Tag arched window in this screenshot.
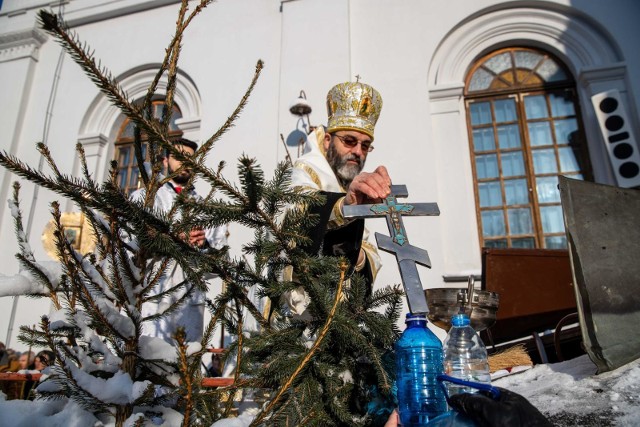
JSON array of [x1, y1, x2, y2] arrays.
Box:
[[114, 100, 183, 195], [465, 47, 592, 249]]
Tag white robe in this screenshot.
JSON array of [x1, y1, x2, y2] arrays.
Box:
[[131, 182, 228, 343], [285, 127, 382, 316]]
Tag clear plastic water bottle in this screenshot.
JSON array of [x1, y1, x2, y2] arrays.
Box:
[[442, 313, 491, 396], [395, 312, 448, 426]]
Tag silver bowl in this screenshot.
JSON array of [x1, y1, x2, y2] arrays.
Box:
[[425, 278, 499, 332]]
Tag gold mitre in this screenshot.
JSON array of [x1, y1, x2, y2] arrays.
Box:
[[326, 81, 383, 140]]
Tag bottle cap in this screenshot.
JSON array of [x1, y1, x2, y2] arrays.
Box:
[[406, 312, 427, 321], [451, 313, 471, 327]]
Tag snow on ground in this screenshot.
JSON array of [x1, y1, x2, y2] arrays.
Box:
[[495, 354, 640, 426], [1, 354, 639, 426]]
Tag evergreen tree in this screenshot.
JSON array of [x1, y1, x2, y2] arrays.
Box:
[[0, 2, 403, 426]]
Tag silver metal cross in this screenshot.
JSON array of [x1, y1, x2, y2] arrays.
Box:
[[343, 185, 440, 314]]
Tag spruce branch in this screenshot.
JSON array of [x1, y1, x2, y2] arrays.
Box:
[[198, 59, 264, 156], [250, 262, 349, 426], [37, 10, 169, 148], [142, 0, 187, 112], [142, 0, 212, 113], [10, 182, 36, 263], [174, 328, 196, 427], [184, 0, 216, 30]]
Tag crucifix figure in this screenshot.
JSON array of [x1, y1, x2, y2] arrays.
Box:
[[343, 185, 439, 314]]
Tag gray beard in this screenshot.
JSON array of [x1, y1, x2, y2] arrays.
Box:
[[326, 142, 364, 189]]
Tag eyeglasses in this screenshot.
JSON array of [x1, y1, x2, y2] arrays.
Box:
[[332, 134, 374, 152]]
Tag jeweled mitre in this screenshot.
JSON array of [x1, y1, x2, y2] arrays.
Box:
[[326, 81, 383, 140]]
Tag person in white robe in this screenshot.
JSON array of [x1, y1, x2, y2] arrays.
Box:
[[284, 81, 391, 316], [130, 138, 228, 343]]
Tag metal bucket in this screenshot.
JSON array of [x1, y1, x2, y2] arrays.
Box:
[[425, 277, 499, 332]]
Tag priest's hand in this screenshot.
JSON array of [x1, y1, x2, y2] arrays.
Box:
[[345, 165, 391, 205], [188, 228, 207, 248]]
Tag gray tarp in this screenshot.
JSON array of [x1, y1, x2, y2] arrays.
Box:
[[559, 176, 640, 373]]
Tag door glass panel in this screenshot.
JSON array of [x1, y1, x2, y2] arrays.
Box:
[[473, 128, 495, 151], [514, 51, 543, 69], [476, 154, 499, 179], [559, 147, 581, 173], [554, 118, 578, 145], [541, 205, 565, 233], [481, 211, 505, 236], [507, 208, 533, 234], [528, 122, 552, 146], [550, 93, 575, 117], [512, 238, 535, 248], [154, 103, 163, 118], [118, 147, 131, 166], [129, 168, 139, 188], [532, 149, 558, 174], [535, 176, 560, 203], [501, 152, 525, 176], [545, 236, 567, 249], [497, 124, 521, 149], [466, 48, 588, 250], [121, 122, 135, 139], [118, 171, 127, 189], [470, 102, 492, 125], [495, 99, 517, 122], [115, 100, 182, 196], [469, 69, 494, 92], [524, 95, 549, 119], [538, 59, 567, 82], [169, 110, 182, 131], [478, 181, 502, 207], [484, 53, 512, 74], [504, 179, 529, 205], [485, 239, 508, 248]]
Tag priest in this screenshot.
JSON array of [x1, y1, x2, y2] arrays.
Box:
[[284, 81, 392, 316]]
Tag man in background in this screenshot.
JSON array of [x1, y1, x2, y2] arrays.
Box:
[[131, 138, 228, 343]]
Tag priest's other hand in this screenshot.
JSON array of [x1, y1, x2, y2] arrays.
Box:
[[383, 410, 399, 427], [188, 228, 207, 248], [345, 165, 391, 205], [449, 387, 553, 427]]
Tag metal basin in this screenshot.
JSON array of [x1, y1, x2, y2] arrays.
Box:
[[426, 281, 499, 332]]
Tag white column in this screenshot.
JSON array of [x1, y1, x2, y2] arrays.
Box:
[[428, 84, 482, 282], [0, 29, 50, 346], [0, 29, 47, 236]]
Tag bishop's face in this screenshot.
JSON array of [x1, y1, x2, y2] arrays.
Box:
[[323, 130, 372, 188], [165, 144, 195, 185]]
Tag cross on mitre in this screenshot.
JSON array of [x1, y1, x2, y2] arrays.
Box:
[[343, 185, 440, 314]]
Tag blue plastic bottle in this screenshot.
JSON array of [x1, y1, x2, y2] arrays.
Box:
[[395, 312, 448, 426], [442, 314, 491, 396]]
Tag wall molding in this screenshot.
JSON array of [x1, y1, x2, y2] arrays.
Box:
[[0, 28, 47, 63], [429, 5, 622, 88], [77, 65, 202, 179]]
